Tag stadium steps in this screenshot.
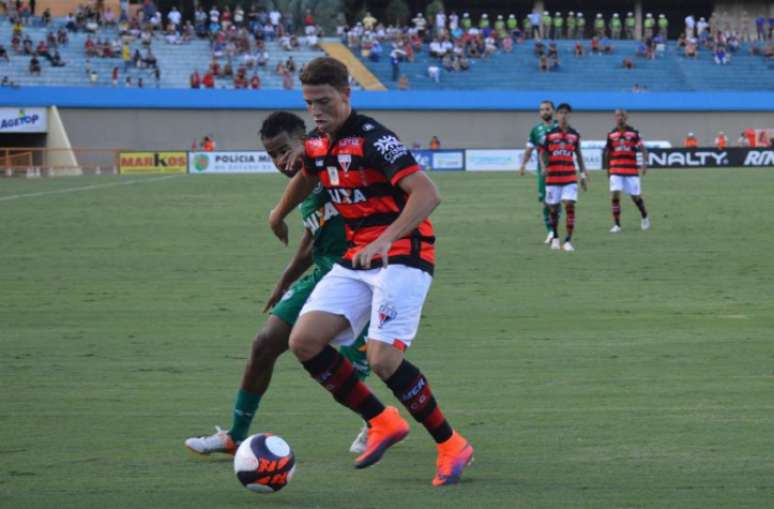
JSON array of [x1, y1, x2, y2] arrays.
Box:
[[320, 41, 386, 91]]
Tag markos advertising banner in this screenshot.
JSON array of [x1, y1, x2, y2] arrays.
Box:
[[189, 151, 276, 174], [0, 107, 47, 133], [118, 151, 188, 174]]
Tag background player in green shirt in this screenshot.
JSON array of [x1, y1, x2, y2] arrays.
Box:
[[519, 100, 560, 244], [185, 111, 371, 456]]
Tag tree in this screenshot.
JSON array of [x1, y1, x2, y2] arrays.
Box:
[[383, 0, 409, 26], [425, 0, 444, 22]]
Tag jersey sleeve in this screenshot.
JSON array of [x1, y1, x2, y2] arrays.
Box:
[[526, 127, 538, 148], [364, 126, 420, 186]]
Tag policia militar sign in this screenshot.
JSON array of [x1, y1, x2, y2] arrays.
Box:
[[646, 148, 774, 168]]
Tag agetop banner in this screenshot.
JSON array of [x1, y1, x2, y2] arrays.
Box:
[[0, 107, 47, 133], [412, 150, 465, 172], [189, 151, 276, 174], [647, 148, 774, 168]]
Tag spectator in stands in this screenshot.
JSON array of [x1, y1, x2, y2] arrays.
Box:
[[714, 45, 729, 64], [737, 131, 750, 147], [203, 70, 214, 88], [685, 14, 696, 38], [50, 49, 64, 67], [167, 6, 181, 31], [285, 56, 296, 73], [28, 54, 40, 75], [111, 66, 119, 86], [389, 47, 403, 81], [202, 136, 216, 151], [623, 57, 634, 69], [575, 41, 584, 57], [441, 53, 453, 71], [281, 66, 293, 89], [600, 37, 613, 54], [0, 45, 8, 63], [428, 63, 440, 83], [538, 53, 549, 71], [685, 38, 698, 58], [715, 131, 728, 149], [684, 132, 699, 148], [398, 74, 409, 90], [250, 73, 260, 89], [755, 15, 765, 41], [764, 42, 774, 60], [190, 70, 201, 88], [591, 36, 600, 54], [430, 136, 441, 150]]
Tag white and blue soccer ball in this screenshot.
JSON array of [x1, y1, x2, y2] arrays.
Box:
[[234, 433, 296, 494]]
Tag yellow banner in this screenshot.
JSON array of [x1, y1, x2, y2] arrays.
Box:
[[119, 152, 188, 174]]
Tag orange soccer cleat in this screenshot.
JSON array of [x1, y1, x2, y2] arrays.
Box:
[[432, 431, 474, 487], [353, 406, 410, 469]]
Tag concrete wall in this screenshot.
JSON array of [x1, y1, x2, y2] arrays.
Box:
[[58, 109, 774, 162]]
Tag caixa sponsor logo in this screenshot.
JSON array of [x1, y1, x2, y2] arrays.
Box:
[[743, 150, 774, 166], [648, 151, 729, 167]]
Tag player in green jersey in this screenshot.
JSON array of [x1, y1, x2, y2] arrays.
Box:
[[185, 112, 371, 456], [519, 100, 560, 244]]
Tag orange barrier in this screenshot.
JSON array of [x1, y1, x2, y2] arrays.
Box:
[[1, 147, 122, 177]]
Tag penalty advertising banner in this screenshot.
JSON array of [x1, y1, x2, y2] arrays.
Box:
[[647, 148, 774, 168], [189, 151, 276, 174]]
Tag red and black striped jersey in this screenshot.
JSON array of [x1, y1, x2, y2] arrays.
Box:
[[541, 126, 581, 185], [302, 111, 435, 274], [606, 126, 642, 176]]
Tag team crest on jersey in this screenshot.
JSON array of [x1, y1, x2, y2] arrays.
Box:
[[377, 304, 397, 328], [327, 166, 340, 186], [337, 154, 352, 172], [315, 159, 324, 167]]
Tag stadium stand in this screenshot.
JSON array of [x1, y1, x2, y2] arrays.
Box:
[[357, 39, 774, 92], [0, 19, 324, 89]]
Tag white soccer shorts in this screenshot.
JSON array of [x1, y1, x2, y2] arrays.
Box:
[[299, 263, 433, 350], [545, 183, 578, 205], [609, 175, 641, 196]]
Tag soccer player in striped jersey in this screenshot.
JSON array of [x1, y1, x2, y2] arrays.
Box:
[[269, 57, 472, 487], [185, 112, 372, 457], [540, 103, 589, 252], [518, 100, 559, 244], [603, 109, 650, 232]]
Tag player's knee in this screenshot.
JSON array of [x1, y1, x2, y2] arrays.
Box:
[[288, 331, 317, 361], [250, 329, 288, 363]]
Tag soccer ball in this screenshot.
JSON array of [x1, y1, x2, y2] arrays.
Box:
[[233, 433, 296, 494]]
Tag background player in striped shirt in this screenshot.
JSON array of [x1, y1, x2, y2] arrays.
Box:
[[519, 100, 559, 244], [540, 103, 589, 252], [603, 109, 651, 232]]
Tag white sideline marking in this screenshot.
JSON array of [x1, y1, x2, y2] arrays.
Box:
[[0, 175, 180, 202]]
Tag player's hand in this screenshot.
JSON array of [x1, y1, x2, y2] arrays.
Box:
[[518, 166, 526, 177], [278, 146, 305, 177], [580, 173, 589, 191], [352, 237, 391, 269], [268, 208, 289, 246], [262, 283, 287, 313], [641, 165, 648, 176]]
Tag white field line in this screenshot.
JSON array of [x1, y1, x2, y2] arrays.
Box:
[[0, 175, 181, 202]]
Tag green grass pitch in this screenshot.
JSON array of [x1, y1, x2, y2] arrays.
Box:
[[1, 169, 772, 508]]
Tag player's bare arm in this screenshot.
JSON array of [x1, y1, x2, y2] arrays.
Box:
[[576, 145, 590, 189], [602, 147, 610, 178], [352, 172, 441, 269], [269, 171, 319, 245], [640, 143, 649, 175], [263, 229, 314, 313], [519, 146, 533, 176]]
